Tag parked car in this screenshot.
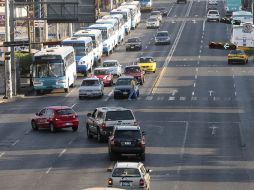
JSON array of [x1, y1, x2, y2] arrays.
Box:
[[146, 17, 160, 29], [102, 60, 123, 77], [93, 67, 114, 86], [86, 107, 138, 142], [123, 65, 145, 85], [114, 76, 140, 99], [126, 38, 142, 51], [31, 106, 79, 132], [79, 77, 104, 99], [136, 57, 157, 73], [108, 162, 152, 190], [155, 31, 171, 45], [157, 7, 168, 17], [150, 11, 162, 22], [228, 49, 248, 64], [207, 9, 220, 22], [108, 125, 146, 161]]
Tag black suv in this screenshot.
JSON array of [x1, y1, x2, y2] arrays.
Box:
[[108, 125, 146, 161], [126, 37, 142, 51]]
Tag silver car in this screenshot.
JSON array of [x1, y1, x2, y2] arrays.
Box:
[[79, 77, 104, 99], [102, 60, 123, 77], [108, 162, 152, 190]]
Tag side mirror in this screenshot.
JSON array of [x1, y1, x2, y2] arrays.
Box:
[[87, 113, 92, 117], [35, 112, 39, 116], [146, 169, 152, 173]]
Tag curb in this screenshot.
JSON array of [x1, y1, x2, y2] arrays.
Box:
[[0, 94, 25, 104]]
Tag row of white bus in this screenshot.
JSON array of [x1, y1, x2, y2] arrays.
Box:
[[32, 1, 142, 94]]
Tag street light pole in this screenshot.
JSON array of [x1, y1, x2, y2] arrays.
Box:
[[4, 0, 13, 99]]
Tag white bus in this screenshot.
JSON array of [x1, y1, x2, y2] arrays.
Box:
[[121, 1, 141, 25], [62, 37, 94, 76], [88, 24, 116, 56], [119, 4, 141, 29], [96, 18, 119, 46], [110, 8, 132, 35], [102, 14, 125, 44], [32, 46, 76, 94], [232, 11, 253, 24], [73, 29, 103, 64]]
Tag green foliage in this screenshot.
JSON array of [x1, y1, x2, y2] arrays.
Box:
[[15, 52, 33, 75], [244, 49, 254, 56]]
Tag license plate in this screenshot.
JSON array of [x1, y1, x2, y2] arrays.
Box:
[[122, 141, 131, 145], [122, 182, 130, 186], [131, 46, 134, 48], [65, 122, 72, 126], [123, 92, 128, 95]]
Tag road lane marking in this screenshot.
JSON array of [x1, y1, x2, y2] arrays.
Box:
[[46, 167, 52, 174], [168, 96, 175, 101], [12, 140, 20, 146], [105, 90, 113, 101], [209, 126, 218, 135], [58, 149, 66, 158], [0, 152, 5, 158], [179, 97, 186, 101], [71, 103, 77, 108], [192, 91, 195, 96], [145, 96, 153, 100]]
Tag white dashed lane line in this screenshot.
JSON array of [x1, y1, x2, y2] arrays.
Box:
[[0, 152, 5, 158]]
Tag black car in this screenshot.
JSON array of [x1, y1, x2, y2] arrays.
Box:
[[113, 75, 140, 99], [108, 125, 146, 161], [157, 7, 168, 17], [126, 37, 142, 51]]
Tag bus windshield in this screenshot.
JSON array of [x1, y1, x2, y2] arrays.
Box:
[[33, 61, 64, 78], [62, 42, 87, 56]]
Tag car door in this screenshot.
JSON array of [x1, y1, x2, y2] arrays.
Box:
[[89, 109, 98, 133], [36, 108, 47, 128], [45, 109, 54, 127]]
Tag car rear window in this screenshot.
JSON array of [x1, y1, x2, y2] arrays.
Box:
[[209, 11, 218, 14], [105, 110, 134, 121], [103, 62, 117, 67], [139, 57, 154, 63], [114, 130, 141, 139], [148, 18, 157, 22], [125, 67, 141, 73], [128, 38, 140, 43], [56, 109, 75, 115], [157, 32, 168, 37], [112, 168, 141, 177], [94, 69, 109, 75], [81, 80, 100, 86], [115, 78, 132, 86]]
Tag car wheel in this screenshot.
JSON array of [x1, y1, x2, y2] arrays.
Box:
[[87, 126, 93, 139], [72, 127, 78, 132], [140, 153, 145, 161], [246, 59, 248, 64], [49, 123, 56, 133], [153, 70, 156, 73], [31, 120, 38, 131]]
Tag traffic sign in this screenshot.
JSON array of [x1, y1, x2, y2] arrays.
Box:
[[3, 41, 29, 47]]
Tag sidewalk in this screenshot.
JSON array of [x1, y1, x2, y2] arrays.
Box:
[[0, 86, 33, 104]]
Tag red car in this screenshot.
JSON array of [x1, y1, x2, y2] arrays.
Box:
[[123, 65, 145, 85], [93, 67, 114, 86], [31, 106, 79, 132]]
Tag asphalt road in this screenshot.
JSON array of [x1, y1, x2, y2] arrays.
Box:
[[1, 0, 254, 189]]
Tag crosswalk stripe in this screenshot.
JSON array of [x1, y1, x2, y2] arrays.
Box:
[[191, 96, 197, 101], [157, 96, 164, 101], [169, 96, 175, 101], [179, 97, 186, 101], [145, 96, 153, 101]]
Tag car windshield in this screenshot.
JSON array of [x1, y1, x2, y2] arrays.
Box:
[[114, 130, 141, 139], [56, 109, 75, 115], [103, 62, 117, 67], [105, 110, 134, 121], [139, 57, 154, 63], [157, 32, 168, 37], [81, 80, 100, 86], [148, 18, 157, 22], [116, 78, 132, 86], [112, 168, 141, 177], [125, 67, 141, 73], [209, 11, 218, 14], [94, 69, 109, 75], [128, 38, 140, 43]]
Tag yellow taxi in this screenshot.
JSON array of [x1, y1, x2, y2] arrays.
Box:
[[228, 49, 248, 64], [136, 56, 157, 73]]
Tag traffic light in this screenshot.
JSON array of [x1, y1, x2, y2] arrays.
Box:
[[4, 51, 11, 61]]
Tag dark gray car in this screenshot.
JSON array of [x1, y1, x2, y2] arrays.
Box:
[[155, 31, 171, 45], [126, 38, 142, 51]]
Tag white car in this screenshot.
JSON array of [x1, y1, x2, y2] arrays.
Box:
[[207, 10, 220, 22], [102, 60, 122, 77], [79, 77, 104, 99], [150, 11, 162, 22], [146, 17, 160, 29], [108, 162, 152, 190], [208, 0, 218, 5]]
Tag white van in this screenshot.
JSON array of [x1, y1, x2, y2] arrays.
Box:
[[110, 8, 131, 35], [119, 4, 141, 29]]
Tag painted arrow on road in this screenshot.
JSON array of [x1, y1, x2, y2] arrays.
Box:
[[224, 43, 230, 49]]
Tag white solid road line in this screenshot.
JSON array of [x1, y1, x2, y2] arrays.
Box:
[[0, 152, 5, 158], [58, 149, 66, 158], [12, 139, 20, 146], [71, 103, 77, 108], [46, 167, 52, 174]]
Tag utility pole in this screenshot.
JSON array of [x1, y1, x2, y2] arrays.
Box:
[[10, 0, 16, 96], [4, 0, 13, 99]]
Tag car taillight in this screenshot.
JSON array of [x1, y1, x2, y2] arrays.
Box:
[[101, 123, 107, 128], [134, 121, 138, 126], [108, 178, 113, 186], [139, 178, 144, 187], [73, 115, 78, 119]]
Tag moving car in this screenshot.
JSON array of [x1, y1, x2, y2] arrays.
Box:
[[86, 107, 138, 142], [125, 38, 142, 51], [79, 77, 104, 99], [155, 31, 171, 45], [136, 57, 157, 73], [93, 67, 114, 86], [207, 9, 220, 22], [123, 65, 145, 85], [228, 49, 248, 64], [146, 17, 160, 29], [108, 125, 146, 161], [108, 162, 151, 190], [157, 7, 168, 17], [102, 60, 122, 77], [114, 76, 140, 99], [150, 11, 162, 22], [31, 106, 79, 132]]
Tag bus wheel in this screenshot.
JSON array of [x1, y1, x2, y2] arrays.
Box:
[[64, 87, 69, 93], [106, 52, 109, 56]]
